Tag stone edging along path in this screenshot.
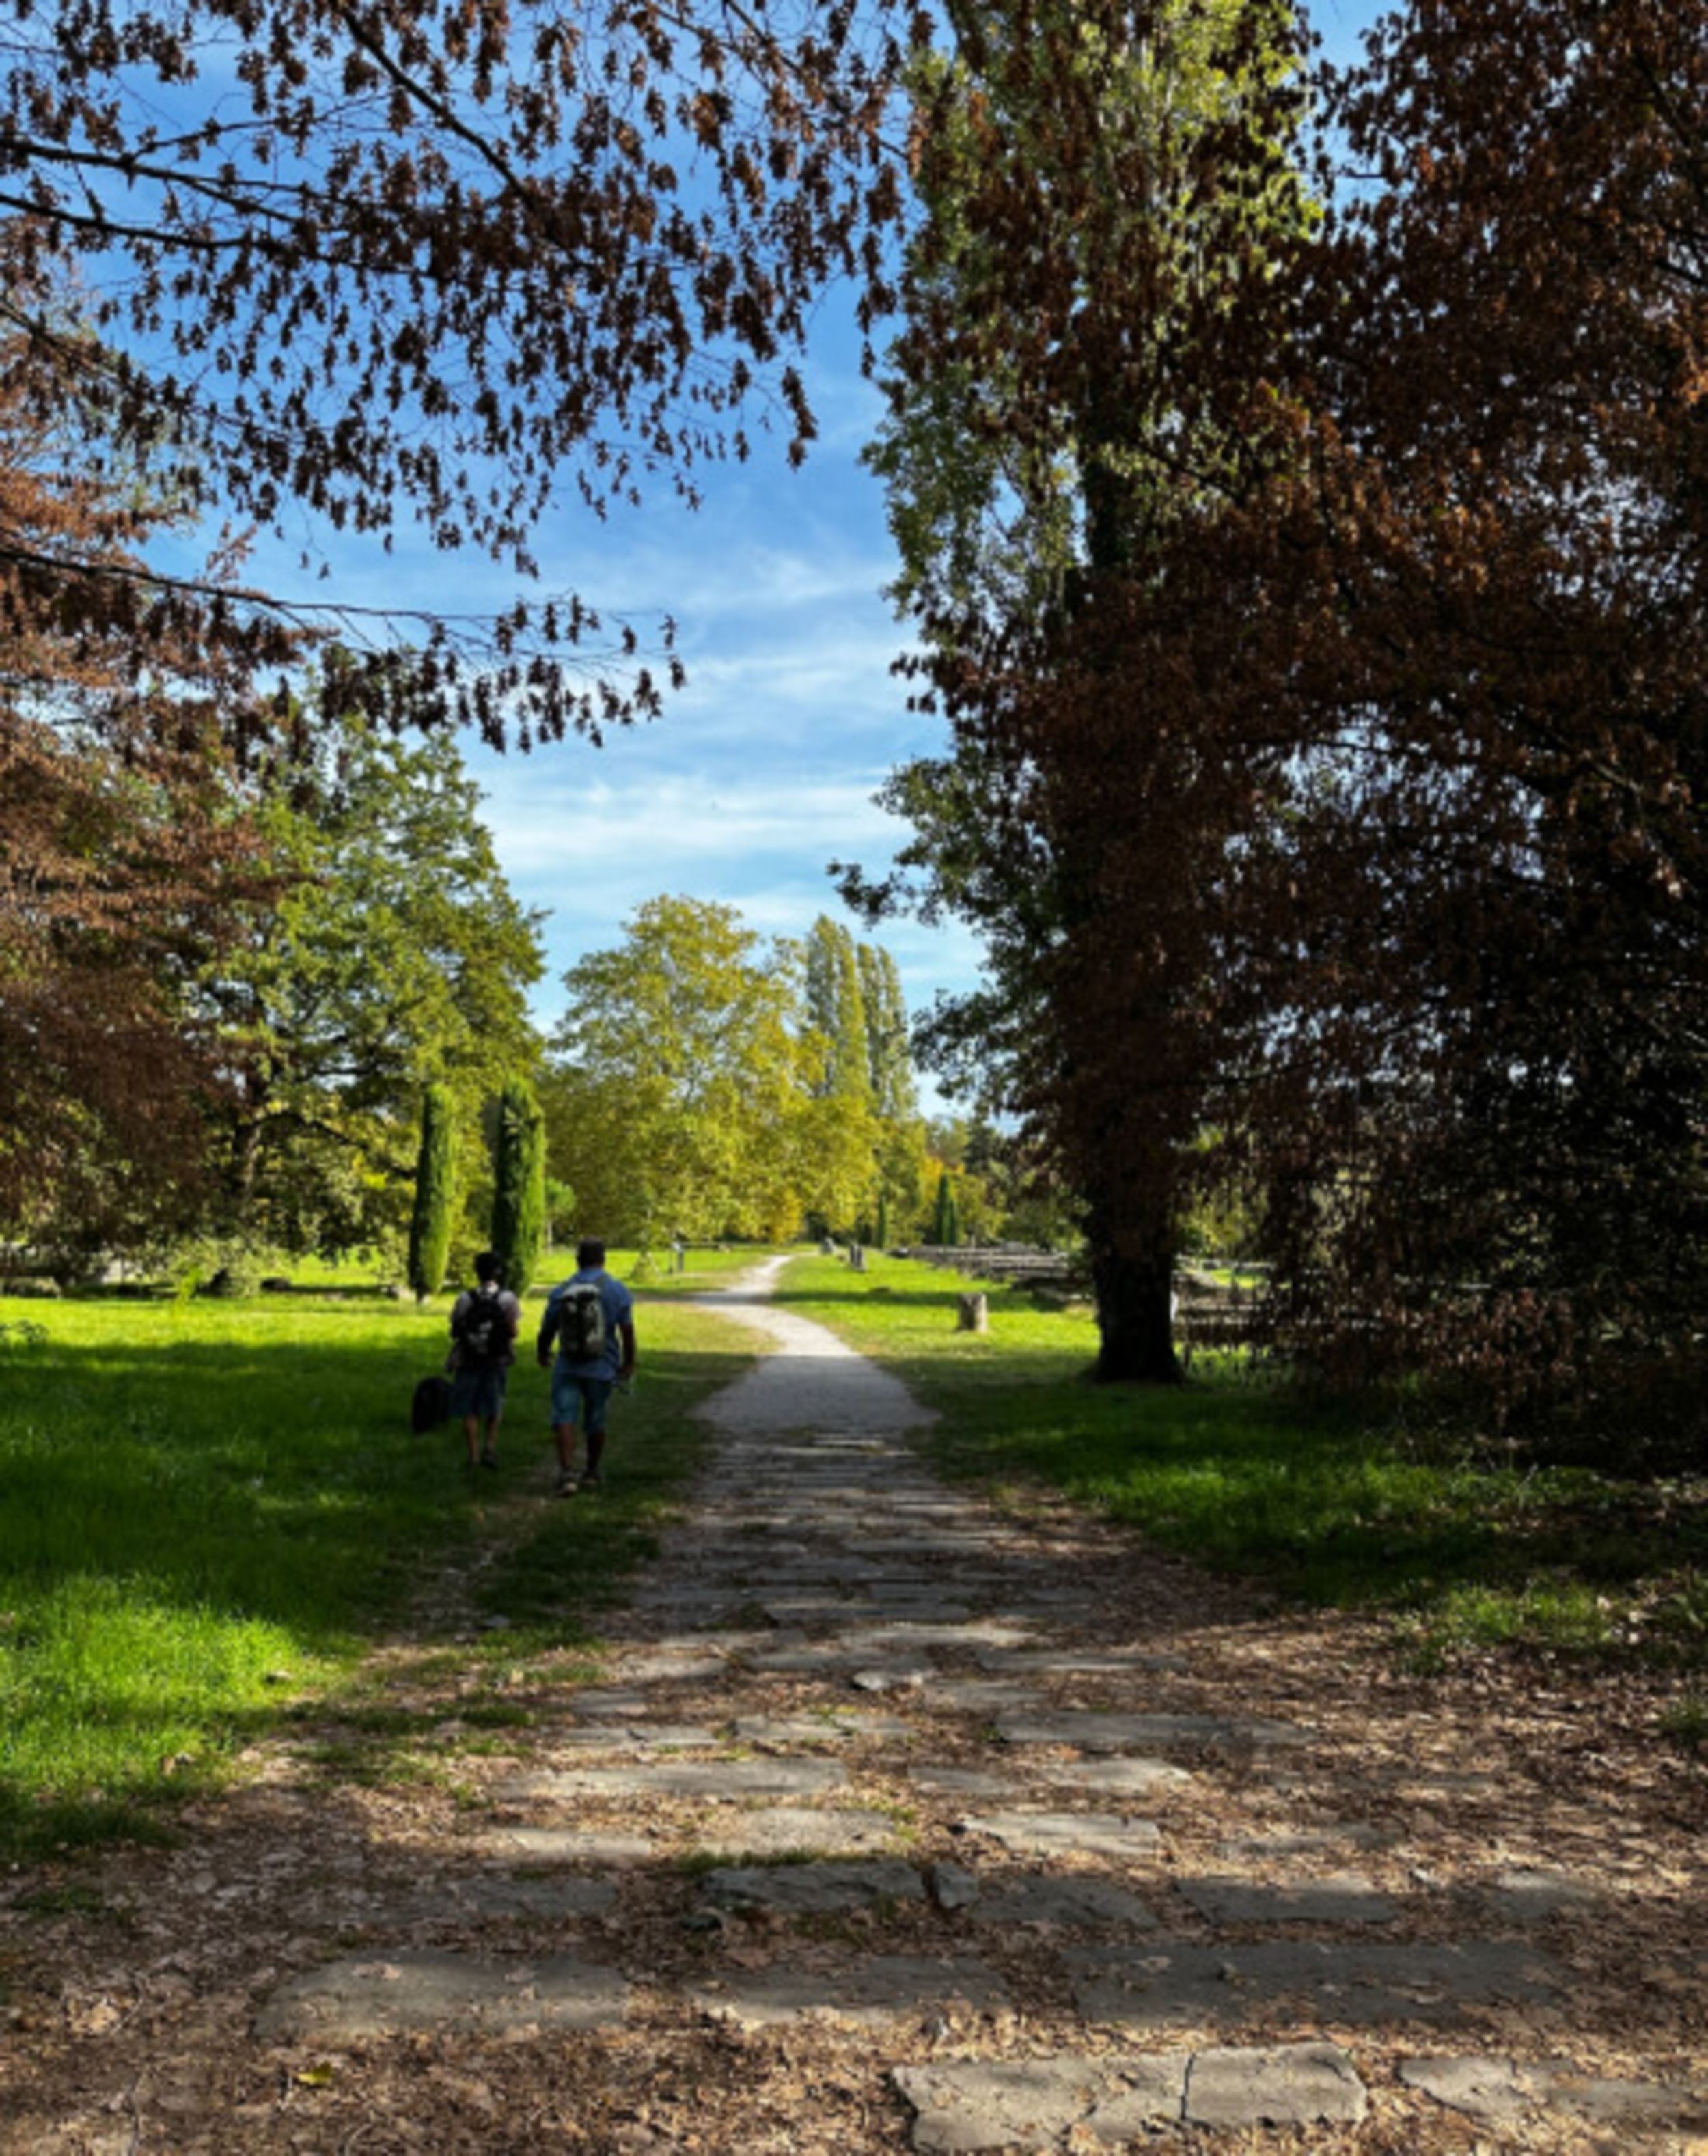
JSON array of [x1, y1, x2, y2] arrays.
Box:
[[3, 1258, 1705, 2153]]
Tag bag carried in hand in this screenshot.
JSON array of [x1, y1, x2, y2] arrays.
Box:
[[454, 1286, 511, 1366], [554, 1282, 608, 1364], [411, 1374, 452, 1433]]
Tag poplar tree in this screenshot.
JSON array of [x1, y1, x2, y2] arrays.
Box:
[[407, 1085, 458, 1301], [803, 917, 874, 1103], [490, 1080, 547, 1297], [858, 943, 918, 1124], [853, 0, 1311, 1381], [933, 1171, 960, 1248]]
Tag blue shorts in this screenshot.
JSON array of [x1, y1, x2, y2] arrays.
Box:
[[550, 1368, 614, 1434], [449, 1364, 507, 1420]]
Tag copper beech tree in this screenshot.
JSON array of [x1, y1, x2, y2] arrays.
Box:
[[0, 0, 926, 741], [862, 0, 1707, 1435], [1236, 0, 1708, 1441], [0, 239, 288, 1251]]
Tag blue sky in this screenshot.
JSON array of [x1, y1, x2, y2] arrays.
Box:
[[251, 0, 1388, 1086]]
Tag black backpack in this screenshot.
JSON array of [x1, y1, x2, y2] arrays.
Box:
[[411, 1374, 452, 1433], [554, 1281, 608, 1364], [454, 1286, 510, 1366]]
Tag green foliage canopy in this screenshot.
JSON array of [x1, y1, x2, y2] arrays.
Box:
[[204, 702, 545, 1259]]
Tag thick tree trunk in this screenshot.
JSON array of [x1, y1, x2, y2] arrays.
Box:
[[1090, 1243, 1181, 1383], [1086, 1187, 1182, 1384]]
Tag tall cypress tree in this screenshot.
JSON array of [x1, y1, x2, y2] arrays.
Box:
[[933, 1169, 959, 1248], [407, 1083, 458, 1301], [876, 1188, 891, 1250], [491, 1079, 547, 1296]]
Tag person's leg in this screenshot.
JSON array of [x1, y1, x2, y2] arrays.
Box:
[[463, 1411, 481, 1465], [580, 1379, 614, 1484], [480, 1373, 505, 1465], [549, 1366, 581, 1490]]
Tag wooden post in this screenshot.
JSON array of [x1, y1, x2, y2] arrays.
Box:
[[956, 1292, 989, 1333]]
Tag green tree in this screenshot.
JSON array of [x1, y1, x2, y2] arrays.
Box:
[[490, 1079, 547, 1297], [407, 1084, 459, 1301], [545, 897, 806, 1249], [204, 702, 545, 1258]]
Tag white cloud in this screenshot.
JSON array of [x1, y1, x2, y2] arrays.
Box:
[[478, 767, 903, 881]]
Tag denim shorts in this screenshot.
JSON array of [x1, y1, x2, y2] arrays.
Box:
[[549, 1368, 614, 1433], [449, 1365, 507, 1420]]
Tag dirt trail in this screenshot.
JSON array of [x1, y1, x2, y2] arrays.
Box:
[[1, 1264, 1704, 2153]]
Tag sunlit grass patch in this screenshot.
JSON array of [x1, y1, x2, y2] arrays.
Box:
[[0, 1290, 760, 1860]]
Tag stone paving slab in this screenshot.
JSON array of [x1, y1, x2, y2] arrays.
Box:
[[763, 1596, 864, 1625], [742, 1644, 877, 1676], [692, 1806, 902, 1857], [909, 1766, 1019, 1801], [393, 1875, 619, 1922], [1186, 2043, 1369, 2127], [959, 1810, 1165, 1862], [998, 1711, 1310, 1753], [1034, 1757, 1196, 1797], [1175, 1872, 1401, 1926], [855, 1594, 978, 1621], [974, 1648, 1192, 1678], [1480, 1868, 1600, 1922], [473, 1827, 659, 1866], [605, 1651, 730, 1685], [892, 2056, 1184, 2150], [917, 1679, 1049, 1716], [255, 1949, 630, 2041], [891, 2043, 1368, 2149], [571, 1688, 654, 1717], [733, 1712, 913, 1744], [690, 1952, 1008, 2028], [499, 1758, 848, 1801], [702, 1859, 925, 1913], [572, 1723, 724, 1751], [1399, 2055, 1708, 2127], [1068, 1937, 1560, 2030], [1216, 1825, 1394, 1859], [836, 1622, 1038, 1655], [965, 1875, 1161, 1931], [849, 1664, 933, 1693], [627, 1590, 760, 1625]]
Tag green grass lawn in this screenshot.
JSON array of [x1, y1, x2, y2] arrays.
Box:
[[776, 1252, 1708, 1702], [0, 1283, 759, 1861]]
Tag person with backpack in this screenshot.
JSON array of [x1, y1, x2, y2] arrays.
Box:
[[447, 1251, 523, 1470], [536, 1236, 636, 1495]]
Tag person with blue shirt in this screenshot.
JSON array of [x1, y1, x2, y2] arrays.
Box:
[[536, 1236, 637, 1495]]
